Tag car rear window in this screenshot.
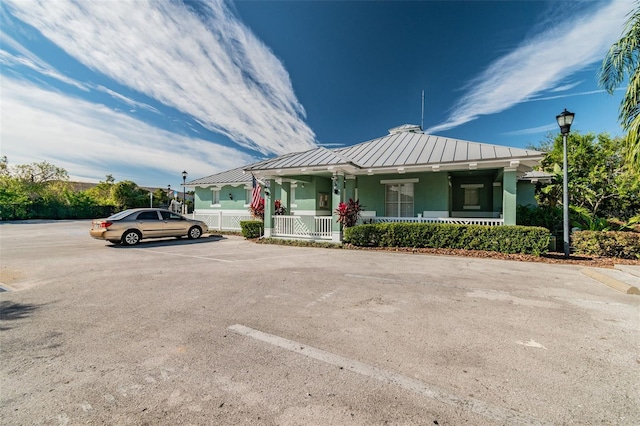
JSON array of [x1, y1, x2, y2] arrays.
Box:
[[136, 211, 160, 220], [107, 210, 133, 220]]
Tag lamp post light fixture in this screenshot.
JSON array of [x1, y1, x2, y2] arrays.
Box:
[[181, 171, 188, 214], [556, 108, 575, 258], [167, 184, 171, 200]]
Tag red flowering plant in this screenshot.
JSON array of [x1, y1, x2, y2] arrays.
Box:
[[249, 199, 287, 220], [249, 198, 265, 220], [335, 198, 363, 228], [274, 199, 287, 215]]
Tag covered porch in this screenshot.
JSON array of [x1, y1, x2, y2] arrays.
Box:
[[216, 125, 545, 241], [255, 166, 524, 242], [270, 214, 504, 241], [190, 211, 505, 238]]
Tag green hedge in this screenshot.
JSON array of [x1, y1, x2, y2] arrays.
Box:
[[240, 220, 264, 239], [343, 223, 550, 256], [1, 203, 114, 220], [572, 231, 640, 259]]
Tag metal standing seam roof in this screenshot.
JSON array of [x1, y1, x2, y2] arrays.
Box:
[[245, 132, 544, 172], [186, 166, 252, 186]]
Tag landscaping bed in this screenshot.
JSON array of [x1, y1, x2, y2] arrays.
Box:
[[342, 244, 639, 268]]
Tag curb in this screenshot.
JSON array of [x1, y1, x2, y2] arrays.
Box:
[[615, 264, 640, 278], [581, 269, 640, 295]]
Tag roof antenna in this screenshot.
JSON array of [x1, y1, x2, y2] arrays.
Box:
[[421, 89, 425, 131]]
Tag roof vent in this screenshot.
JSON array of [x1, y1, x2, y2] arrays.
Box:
[[389, 124, 422, 135]]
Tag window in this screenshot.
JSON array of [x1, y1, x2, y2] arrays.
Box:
[[212, 189, 220, 206], [136, 211, 160, 220], [385, 183, 414, 217], [245, 188, 252, 206], [461, 184, 483, 209], [161, 211, 184, 220], [318, 192, 329, 209], [291, 186, 296, 206]]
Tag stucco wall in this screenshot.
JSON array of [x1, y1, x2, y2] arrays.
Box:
[[194, 186, 213, 209], [356, 172, 449, 217], [192, 172, 540, 216], [516, 181, 537, 207]]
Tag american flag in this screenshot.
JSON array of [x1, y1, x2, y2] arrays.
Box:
[[251, 175, 262, 209]]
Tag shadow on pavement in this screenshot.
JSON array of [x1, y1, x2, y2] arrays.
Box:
[[106, 234, 226, 249], [0, 301, 39, 330]]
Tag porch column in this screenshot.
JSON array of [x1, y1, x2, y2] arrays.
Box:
[[263, 178, 275, 237], [280, 181, 291, 213], [331, 174, 344, 242], [502, 169, 517, 225], [345, 176, 356, 202]]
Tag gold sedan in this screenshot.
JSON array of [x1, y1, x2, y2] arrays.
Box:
[[90, 208, 208, 245]]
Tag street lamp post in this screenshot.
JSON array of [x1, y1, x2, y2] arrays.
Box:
[[181, 171, 188, 214], [556, 109, 575, 258]]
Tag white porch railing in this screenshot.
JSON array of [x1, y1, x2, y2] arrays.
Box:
[[367, 217, 505, 226], [194, 212, 503, 239], [192, 212, 254, 231], [272, 215, 333, 240]]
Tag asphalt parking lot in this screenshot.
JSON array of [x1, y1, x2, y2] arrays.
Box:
[[1, 220, 639, 425]]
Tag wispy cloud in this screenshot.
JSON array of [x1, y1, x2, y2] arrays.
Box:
[[550, 81, 583, 93], [3, 0, 316, 155], [426, 0, 629, 134], [502, 124, 558, 137], [0, 77, 256, 186], [0, 45, 89, 91], [93, 85, 161, 115], [523, 87, 626, 103]]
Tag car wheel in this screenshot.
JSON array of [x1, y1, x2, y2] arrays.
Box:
[[188, 226, 202, 239], [122, 230, 141, 246]]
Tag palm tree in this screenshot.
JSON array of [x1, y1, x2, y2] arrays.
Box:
[[599, 3, 640, 171]]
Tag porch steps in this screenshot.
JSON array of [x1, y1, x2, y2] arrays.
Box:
[[581, 266, 640, 295]]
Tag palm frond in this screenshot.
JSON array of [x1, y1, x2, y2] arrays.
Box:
[[598, 1, 640, 171]]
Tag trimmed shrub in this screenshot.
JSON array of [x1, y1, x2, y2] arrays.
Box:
[[342, 224, 381, 247], [240, 220, 263, 239], [255, 238, 342, 249], [517, 205, 562, 233], [572, 231, 640, 259], [344, 223, 550, 256]]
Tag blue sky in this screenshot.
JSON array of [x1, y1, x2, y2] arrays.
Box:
[[0, 0, 630, 189]]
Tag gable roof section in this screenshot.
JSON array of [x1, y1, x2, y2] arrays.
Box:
[[340, 133, 541, 167], [245, 132, 544, 172], [187, 166, 252, 186]]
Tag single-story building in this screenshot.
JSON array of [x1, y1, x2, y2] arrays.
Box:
[[187, 125, 547, 242]]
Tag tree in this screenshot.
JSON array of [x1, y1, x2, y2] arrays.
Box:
[[12, 161, 68, 184], [599, 3, 640, 171], [111, 181, 149, 210], [84, 175, 116, 206], [0, 156, 8, 177], [152, 188, 169, 207], [536, 132, 640, 220], [0, 158, 70, 204]]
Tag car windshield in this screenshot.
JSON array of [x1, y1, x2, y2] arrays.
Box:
[[107, 210, 134, 220]]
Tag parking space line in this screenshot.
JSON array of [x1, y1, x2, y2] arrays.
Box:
[[133, 248, 234, 263], [228, 324, 543, 425]]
